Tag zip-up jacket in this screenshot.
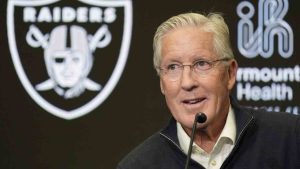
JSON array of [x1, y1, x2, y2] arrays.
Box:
[[117, 100, 300, 169]]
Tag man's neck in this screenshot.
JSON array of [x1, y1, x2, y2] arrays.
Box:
[[183, 110, 228, 153]]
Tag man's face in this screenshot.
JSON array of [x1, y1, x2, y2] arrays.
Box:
[[159, 26, 237, 130]]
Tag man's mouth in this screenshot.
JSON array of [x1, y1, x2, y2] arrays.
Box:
[[182, 97, 206, 105]]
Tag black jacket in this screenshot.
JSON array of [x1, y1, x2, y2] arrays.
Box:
[[117, 101, 300, 169]]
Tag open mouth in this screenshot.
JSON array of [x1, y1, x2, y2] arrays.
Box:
[[182, 97, 206, 105]]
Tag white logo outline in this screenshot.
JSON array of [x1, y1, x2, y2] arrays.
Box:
[[7, 0, 132, 120]]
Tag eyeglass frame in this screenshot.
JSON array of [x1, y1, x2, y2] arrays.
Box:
[[156, 57, 232, 81]]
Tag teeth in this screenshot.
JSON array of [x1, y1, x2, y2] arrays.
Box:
[[189, 100, 198, 104], [184, 98, 200, 104]]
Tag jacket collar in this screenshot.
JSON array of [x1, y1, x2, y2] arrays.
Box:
[[159, 96, 255, 147]]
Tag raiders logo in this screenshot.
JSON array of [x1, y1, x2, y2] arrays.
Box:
[[7, 0, 132, 119]]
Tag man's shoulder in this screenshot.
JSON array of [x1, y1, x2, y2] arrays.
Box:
[[241, 105, 300, 130], [126, 132, 164, 156], [117, 132, 167, 169]]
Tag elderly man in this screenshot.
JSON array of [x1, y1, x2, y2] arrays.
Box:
[[117, 12, 300, 169]]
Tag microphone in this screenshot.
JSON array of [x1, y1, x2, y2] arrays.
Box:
[[184, 113, 207, 169]]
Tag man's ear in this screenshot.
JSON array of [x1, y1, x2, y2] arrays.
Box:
[[227, 59, 238, 90], [160, 79, 165, 95]]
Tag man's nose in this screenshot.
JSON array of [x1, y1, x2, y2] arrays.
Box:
[[180, 66, 198, 91]]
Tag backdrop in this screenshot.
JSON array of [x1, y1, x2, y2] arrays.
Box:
[[0, 0, 299, 168]]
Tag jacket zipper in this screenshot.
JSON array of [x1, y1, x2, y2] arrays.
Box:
[[160, 132, 184, 153], [159, 132, 206, 169], [220, 114, 254, 169], [160, 114, 254, 169]]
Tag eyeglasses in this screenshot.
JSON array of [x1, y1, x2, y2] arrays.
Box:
[[157, 58, 231, 81]]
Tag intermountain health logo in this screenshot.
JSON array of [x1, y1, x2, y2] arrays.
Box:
[[237, 0, 293, 58], [235, 0, 299, 115], [7, 0, 132, 119]]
